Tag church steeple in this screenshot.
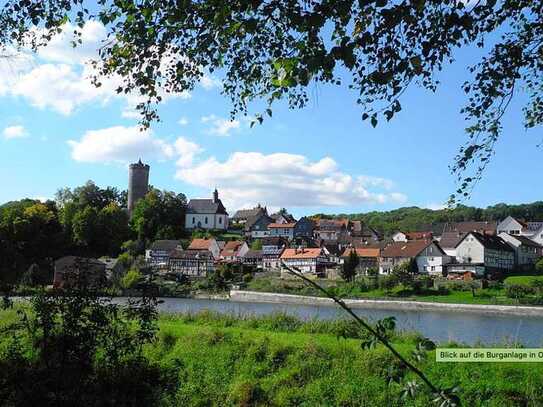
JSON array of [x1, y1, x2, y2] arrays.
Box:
[[213, 188, 219, 203]]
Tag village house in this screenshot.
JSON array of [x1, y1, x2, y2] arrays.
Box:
[[451, 231, 515, 278], [185, 189, 229, 230], [268, 222, 296, 240], [231, 204, 267, 225], [188, 238, 222, 260], [169, 249, 214, 277], [241, 249, 264, 269], [98, 257, 125, 281], [53, 256, 107, 289], [280, 247, 330, 276], [443, 220, 497, 236], [341, 247, 380, 275], [293, 216, 315, 239], [261, 237, 287, 269], [220, 240, 249, 262], [350, 220, 381, 242], [498, 232, 542, 270], [145, 240, 183, 269], [314, 219, 349, 241], [245, 213, 273, 238], [497, 216, 543, 246], [379, 240, 449, 276], [270, 211, 296, 224], [438, 232, 463, 258]]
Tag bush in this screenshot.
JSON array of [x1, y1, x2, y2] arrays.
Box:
[[121, 269, 143, 289], [505, 284, 535, 299], [536, 257, 543, 273], [379, 275, 399, 291]]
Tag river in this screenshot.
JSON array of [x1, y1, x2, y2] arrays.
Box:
[[136, 297, 543, 346]]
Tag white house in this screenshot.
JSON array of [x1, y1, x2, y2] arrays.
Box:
[[379, 240, 449, 276], [499, 232, 542, 270], [220, 240, 249, 262], [522, 222, 543, 246], [268, 222, 296, 240], [185, 189, 229, 230], [497, 216, 526, 235], [280, 247, 329, 275], [392, 231, 408, 242], [453, 232, 515, 277], [145, 240, 183, 269], [187, 238, 222, 260]]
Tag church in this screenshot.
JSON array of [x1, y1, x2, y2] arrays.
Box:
[[185, 189, 229, 230]]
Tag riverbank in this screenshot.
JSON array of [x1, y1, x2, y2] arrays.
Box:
[[230, 290, 543, 317]]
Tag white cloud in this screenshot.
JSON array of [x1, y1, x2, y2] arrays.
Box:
[[201, 114, 240, 136], [35, 20, 107, 65], [174, 137, 203, 168], [68, 125, 175, 163], [178, 117, 189, 126], [176, 151, 407, 210], [3, 125, 28, 139], [200, 74, 222, 90], [1, 22, 190, 117]]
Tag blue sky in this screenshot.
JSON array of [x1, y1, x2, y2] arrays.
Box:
[[0, 21, 540, 217]]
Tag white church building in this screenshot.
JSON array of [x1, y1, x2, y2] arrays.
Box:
[[185, 189, 229, 230]]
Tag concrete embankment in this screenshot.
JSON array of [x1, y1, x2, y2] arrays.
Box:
[[229, 290, 543, 317]]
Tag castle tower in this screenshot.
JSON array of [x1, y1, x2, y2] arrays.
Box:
[[128, 159, 150, 217]]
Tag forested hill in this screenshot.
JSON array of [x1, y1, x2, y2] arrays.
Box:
[[312, 202, 543, 237]]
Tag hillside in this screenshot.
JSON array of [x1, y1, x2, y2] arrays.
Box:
[[312, 201, 543, 237]]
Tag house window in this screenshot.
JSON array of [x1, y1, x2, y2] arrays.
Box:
[[205, 217, 208, 224], [219, 217, 222, 224], [192, 217, 195, 224]]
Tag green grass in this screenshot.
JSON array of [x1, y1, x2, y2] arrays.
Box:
[[504, 275, 543, 286], [146, 312, 543, 406], [1, 306, 542, 406], [247, 276, 521, 305]]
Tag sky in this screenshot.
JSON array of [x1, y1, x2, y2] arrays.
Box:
[[0, 20, 541, 218]]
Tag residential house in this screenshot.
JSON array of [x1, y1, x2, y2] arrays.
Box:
[[452, 231, 515, 278], [499, 232, 542, 270], [268, 222, 296, 240], [220, 240, 249, 262], [280, 247, 330, 275], [245, 214, 273, 238], [145, 240, 183, 269], [392, 231, 433, 242], [185, 189, 229, 230], [497, 216, 526, 235], [270, 211, 296, 224], [241, 249, 263, 269], [314, 219, 349, 241], [341, 247, 380, 275], [497, 216, 543, 246], [188, 238, 222, 260], [53, 256, 106, 289], [169, 249, 214, 277], [231, 205, 267, 225], [261, 237, 287, 269], [379, 240, 449, 276], [293, 216, 315, 239], [350, 221, 381, 242], [438, 232, 463, 257], [320, 241, 343, 264]]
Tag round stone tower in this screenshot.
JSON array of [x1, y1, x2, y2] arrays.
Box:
[[128, 159, 150, 217]]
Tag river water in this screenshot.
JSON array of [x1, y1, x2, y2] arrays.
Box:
[[143, 297, 543, 346]]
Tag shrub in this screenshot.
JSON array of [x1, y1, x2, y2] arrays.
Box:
[[536, 257, 543, 273], [505, 284, 535, 299], [121, 269, 143, 289]]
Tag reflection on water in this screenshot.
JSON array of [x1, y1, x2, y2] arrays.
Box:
[[117, 297, 543, 346]]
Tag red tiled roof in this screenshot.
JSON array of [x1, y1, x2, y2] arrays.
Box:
[[188, 238, 215, 250], [405, 231, 433, 240], [281, 248, 323, 259], [268, 222, 296, 228], [220, 240, 244, 257], [341, 247, 380, 258]]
